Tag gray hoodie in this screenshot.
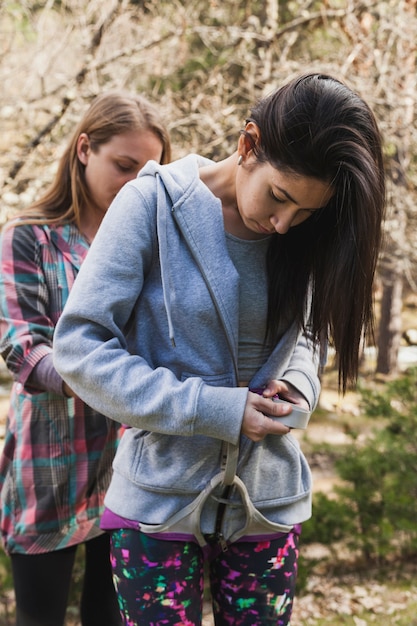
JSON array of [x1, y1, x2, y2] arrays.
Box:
[[53, 154, 321, 542]]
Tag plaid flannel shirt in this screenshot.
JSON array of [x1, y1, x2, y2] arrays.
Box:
[[0, 222, 120, 554]]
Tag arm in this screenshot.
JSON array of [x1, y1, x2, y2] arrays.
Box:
[[0, 224, 66, 395], [249, 323, 321, 413], [278, 329, 321, 410]]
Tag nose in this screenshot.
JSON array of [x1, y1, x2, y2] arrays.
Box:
[[270, 210, 294, 235]]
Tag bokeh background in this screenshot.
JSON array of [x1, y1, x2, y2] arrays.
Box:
[[1, 2, 417, 624]]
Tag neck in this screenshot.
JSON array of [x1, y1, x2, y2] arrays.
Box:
[[80, 207, 105, 244], [199, 153, 266, 240], [199, 153, 238, 209]]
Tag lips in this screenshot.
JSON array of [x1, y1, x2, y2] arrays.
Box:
[[257, 222, 273, 234]]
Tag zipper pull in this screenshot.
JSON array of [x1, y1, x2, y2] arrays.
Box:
[[216, 532, 228, 552]]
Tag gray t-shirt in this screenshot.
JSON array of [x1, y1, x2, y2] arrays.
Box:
[[225, 232, 273, 383]]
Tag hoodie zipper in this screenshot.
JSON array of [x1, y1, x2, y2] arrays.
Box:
[[214, 485, 231, 551], [170, 196, 239, 549]]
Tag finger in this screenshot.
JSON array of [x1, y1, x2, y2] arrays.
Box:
[[258, 397, 293, 418], [263, 415, 291, 435], [256, 381, 281, 396], [253, 381, 289, 398]]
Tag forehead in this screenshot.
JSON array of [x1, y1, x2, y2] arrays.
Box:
[[101, 130, 163, 158]]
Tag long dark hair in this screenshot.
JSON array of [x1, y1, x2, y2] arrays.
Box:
[[248, 73, 385, 391]]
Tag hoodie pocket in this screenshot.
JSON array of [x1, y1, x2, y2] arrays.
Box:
[[238, 434, 312, 506], [113, 428, 224, 495], [113, 372, 235, 495]]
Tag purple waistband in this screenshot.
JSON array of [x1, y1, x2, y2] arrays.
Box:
[[100, 507, 302, 543]]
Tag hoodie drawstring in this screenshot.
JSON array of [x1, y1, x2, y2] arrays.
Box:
[[156, 175, 176, 347]]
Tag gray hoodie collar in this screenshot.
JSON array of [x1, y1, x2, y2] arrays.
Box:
[[143, 155, 239, 372]]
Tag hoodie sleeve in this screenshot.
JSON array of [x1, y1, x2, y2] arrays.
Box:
[[248, 322, 321, 411], [278, 330, 321, 410], [53, 176, 246, 445]]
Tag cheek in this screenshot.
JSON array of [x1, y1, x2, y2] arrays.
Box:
[[238, 184, 258, 213], [85, 160, 104, 188], [100, 167, 124, 191]]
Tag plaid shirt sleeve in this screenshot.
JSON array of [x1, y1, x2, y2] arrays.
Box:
[[0, 223, 80, 389]]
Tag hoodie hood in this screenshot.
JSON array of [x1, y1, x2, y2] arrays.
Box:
[[137, 154, 239, 360], [138, 154, 214, 208]]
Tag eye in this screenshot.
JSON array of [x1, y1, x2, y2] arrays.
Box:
[[116, 162, 137, 173], [270, 191, 285, 203]]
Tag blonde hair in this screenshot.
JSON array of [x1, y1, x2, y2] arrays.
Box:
[[12, 92, 171, 228]]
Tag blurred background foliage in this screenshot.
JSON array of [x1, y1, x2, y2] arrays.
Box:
[[1, 0, 417, 373], [1, 1, 417, 624]]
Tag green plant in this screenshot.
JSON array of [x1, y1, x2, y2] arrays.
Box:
[[0, 544, 13, 593], [0, 543, 14, 625], [302, 368, 417, 563]]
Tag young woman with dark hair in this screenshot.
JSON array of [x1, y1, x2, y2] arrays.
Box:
[[54, 74, 385, 626]]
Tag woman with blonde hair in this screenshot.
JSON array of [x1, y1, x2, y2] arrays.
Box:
[[0, 91, 171, 626]]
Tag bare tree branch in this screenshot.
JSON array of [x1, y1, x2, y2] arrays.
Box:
[[4, 0, 128, 183]]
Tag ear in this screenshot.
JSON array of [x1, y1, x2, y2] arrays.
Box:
[[77, 133, 90, 165], [237, 121, 261, 163]]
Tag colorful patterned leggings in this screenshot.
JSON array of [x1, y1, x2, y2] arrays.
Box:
[[110, 528, 299, 626]]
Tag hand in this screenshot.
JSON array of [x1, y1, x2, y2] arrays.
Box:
[[241, 391, 291, 442], [261, 379, 310, 410], [241, 380, 309, 442]]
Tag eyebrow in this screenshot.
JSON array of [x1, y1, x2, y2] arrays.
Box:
[[273, 184, 332, 211], [274, 184, 299, 205], [117, 154, 140, 164]]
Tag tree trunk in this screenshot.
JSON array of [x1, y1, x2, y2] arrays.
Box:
[[375, 0, 416, 375], [376, 148, 407, 375], [376, 272, 404, 375]]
